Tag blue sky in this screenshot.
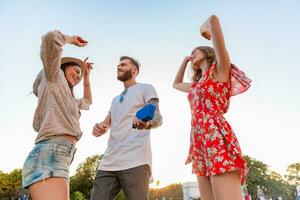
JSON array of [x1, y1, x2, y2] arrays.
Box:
[[0, 0, 299, 186]]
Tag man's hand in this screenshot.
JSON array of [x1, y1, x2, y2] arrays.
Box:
[[92, 122, 109, 137], [132, 117, 151, 130]]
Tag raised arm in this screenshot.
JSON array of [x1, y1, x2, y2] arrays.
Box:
[[173, 56, 192, 93], [92, 113, 111, 137], [40, 30, 87, 82], [200, 15, 231, 81], [82, 57, 93, 104]]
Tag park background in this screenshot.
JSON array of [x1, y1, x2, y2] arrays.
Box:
[[0, 0, 299, 199]]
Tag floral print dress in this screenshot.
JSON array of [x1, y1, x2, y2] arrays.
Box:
[[186, 63, 251, 184]]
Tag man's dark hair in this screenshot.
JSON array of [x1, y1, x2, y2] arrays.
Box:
[[120, 56, 140, 72]]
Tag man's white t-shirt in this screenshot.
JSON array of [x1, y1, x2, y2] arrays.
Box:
[[99, 83, 158, 171]]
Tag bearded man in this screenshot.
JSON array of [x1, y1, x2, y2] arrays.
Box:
[[91, 56, 163, 200]]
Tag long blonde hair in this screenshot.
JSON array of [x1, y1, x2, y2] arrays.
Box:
[[192, 46, 216, 83]]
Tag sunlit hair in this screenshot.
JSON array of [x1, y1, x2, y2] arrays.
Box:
[[192, 46, 215, 83]]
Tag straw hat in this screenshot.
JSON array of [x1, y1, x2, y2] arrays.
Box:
[[33, 57, 84, 97], [61, 57, 84, 74]]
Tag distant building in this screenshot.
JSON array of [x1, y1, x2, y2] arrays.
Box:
[[183, 182, 200, 200]]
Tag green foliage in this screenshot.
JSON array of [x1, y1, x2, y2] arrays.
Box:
[[245, 155, 296, 200], [0, 156, 298, 200], [0, 169, 23, 199], [285, 162, 300, 185], [71, 191, 86, 200], [115, 190, 126, 200], [149, 183, 183, 200], [70, 154, 102, 200], [245, 155, 269, 196]]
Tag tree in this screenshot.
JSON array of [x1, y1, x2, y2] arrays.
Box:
[[285, 162, 300, 185], [149, 183, 183, 200], [115, 190, 126, 200], [0, 169, 22, 199], [245, 155, 269, 198], [245, 155, 296, 200], [71, 191, 85, 200], [70, 154, 102, 200]]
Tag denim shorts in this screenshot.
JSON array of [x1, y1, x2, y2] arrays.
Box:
[[22, 137, 76, 189]]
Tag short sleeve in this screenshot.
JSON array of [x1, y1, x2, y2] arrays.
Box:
[[143, 84, 159, 103], [230, 64, 252, 96], [207, 63, 251, 96], [108, 98, 115, 114], [76, 97, 91, 110]]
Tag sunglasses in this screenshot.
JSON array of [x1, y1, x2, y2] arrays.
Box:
[[119, 89, 127, 103]]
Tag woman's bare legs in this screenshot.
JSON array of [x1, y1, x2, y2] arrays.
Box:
[[29, 177, 69, 200], [210, 171, 243, 200], [197, 175, 215, 200]]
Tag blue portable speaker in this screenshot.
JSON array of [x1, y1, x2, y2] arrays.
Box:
[[136, 104, 156, 122]]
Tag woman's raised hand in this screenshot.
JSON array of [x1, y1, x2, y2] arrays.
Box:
[[201, 31, 211, 40], [183, 55, 193, 63], [83, 57, 93, 77], [200, 18, 212, 40], [71, 35, 88, 47]]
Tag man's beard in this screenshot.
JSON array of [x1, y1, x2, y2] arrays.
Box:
[[117, 69, 133, 82]]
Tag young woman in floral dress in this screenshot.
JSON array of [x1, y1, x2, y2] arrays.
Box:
[[173, 15, 251, 200]]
